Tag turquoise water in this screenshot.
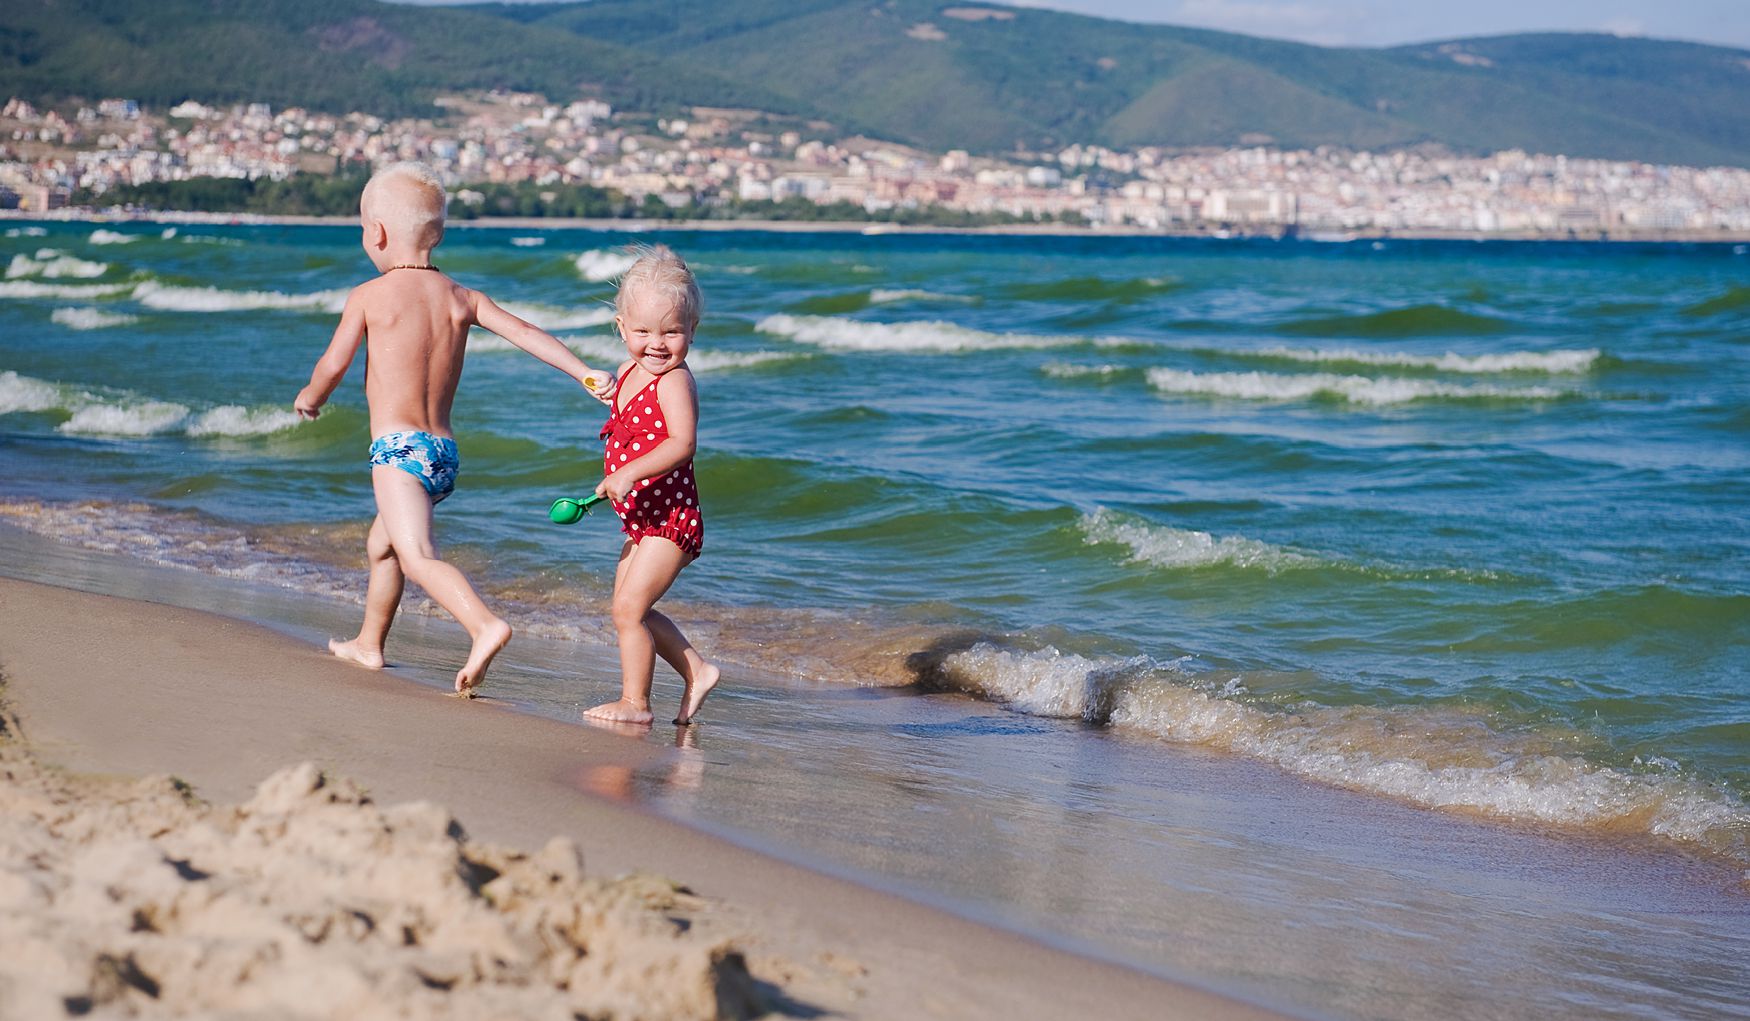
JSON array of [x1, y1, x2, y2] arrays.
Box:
[[2, 221, 1747, 868]]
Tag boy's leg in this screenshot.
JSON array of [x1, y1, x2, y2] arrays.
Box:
[[328, 514, 403, 669], [371, 466, 512, 695], [585, 538, 690, 724]]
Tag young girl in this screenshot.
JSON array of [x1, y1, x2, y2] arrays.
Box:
[[584, 246, 720, 726]]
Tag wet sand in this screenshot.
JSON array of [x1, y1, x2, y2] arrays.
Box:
[[0, 575, 1293, 1020]]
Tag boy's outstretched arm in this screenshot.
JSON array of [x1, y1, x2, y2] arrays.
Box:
[[472, 292, 615, 403], [295, 290, 367, 419]]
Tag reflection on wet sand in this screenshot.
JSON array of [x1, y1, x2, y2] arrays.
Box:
[[578, 719, 704, 801]]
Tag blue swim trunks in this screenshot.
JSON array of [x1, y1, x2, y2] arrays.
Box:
[[369, 430, 459, 503]]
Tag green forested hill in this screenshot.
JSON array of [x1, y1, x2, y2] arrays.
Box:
[[0, 0, 793, 119], [5, 0, 1749, 167]]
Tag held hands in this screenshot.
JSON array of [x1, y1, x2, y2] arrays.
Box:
[[582, 370, 615, 405]]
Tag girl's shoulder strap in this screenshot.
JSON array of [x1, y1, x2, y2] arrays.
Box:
[[610, 360, 639, 405]]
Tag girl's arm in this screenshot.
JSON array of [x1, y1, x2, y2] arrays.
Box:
[[596, 368, 698, 502], [294, 288, 367, 419], [472, 291, 615, 402]]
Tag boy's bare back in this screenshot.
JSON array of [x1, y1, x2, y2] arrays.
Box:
[[346, 268, 485, 439]]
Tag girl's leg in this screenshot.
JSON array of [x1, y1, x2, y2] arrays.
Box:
[[647, 608, 720, 725], [584, 537, 691, 724]]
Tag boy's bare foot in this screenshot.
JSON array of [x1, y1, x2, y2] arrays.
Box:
[[455, 618, 513, 697], [584, 698, 655, 724], [328, 638, 384, 670], [674, 662, 721, 726]]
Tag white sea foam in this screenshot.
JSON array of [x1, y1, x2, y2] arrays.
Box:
[[510, 236, 547, 247], [1080, 508, 1317, 572], [468, 329, 794, 374], [1145, 367, 1567, 405], [4, 226, 48, 237], [60, 401, 193, 436], [1252, 345, 1602, 374], [496, 301, 615, 331], [0, 370, 301, 438], [0, 371, 63, 414], [7, 252, 109, 279], [88, 228, 138, 245], [1043, 361, 1129, 379], [51, 306, 139, 330], [466, 330, 623, 365], [131, 280, 349, 313], [0, 280, 132, 299], [756, 313, 1070, 353], [183, 405, 305, 437], [869, 288, 973, 304], [934, 644, 1749, 852], [685, 349, 798, 372], [575, 249, 638, 282]]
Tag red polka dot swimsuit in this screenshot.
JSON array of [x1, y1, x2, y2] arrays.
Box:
[[600, 370, 703, 556]]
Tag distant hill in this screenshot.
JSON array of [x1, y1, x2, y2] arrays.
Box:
[[0, 0, 794, 120], [5, 0, 1749, 167]]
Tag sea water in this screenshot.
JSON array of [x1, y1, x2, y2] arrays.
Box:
[[1, 221, 1746, 1019]]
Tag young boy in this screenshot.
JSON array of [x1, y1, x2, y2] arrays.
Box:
[[295, 161, 612, 695]]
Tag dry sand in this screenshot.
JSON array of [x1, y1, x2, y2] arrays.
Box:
[[0, 576, 1295, 1019]]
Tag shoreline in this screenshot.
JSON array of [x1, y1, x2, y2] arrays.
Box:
[[6, 208, 1748, 245], [0, 572, 1297, 1020]]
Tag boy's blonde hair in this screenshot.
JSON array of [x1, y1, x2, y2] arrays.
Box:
[[361, 161, 447, 250], [616, 245, 703, 328]]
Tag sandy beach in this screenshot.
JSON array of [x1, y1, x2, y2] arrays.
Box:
[[0, 575, 1293, 1020]]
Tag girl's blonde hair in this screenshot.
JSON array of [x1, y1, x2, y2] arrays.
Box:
[[615, 245, 702, 328]]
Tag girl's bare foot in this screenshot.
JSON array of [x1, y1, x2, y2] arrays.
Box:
[[674, 662, 720, 725], [328, 638, 384, 670], [584, 698, 655, 724], [455, 618, 513, 697]]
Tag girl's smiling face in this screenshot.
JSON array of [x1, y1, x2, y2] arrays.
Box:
[[615, 285, 695, 376]]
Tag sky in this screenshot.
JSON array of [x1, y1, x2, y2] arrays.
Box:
[[397, 0, 1750, 51]]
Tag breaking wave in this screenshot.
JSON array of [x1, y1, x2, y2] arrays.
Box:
[[921, 644, 1748, 861], [757, 313, 1074, 353], [575, 249, 638, 282], [51, 306, 139, 330], [497, 302, 616, 331], [130, 280, 349, 314], [1243, 346, 1602, 374], [7, 251, 109, 279], [1079, 508, 1317, 573], [869, 288, 975, 304], [1145, 368, 1569, 405], [0, 280, 132, 300], [0, 370, 302, 437]]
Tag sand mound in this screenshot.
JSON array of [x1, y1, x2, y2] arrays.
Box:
[[0, 719, 765, 1019]]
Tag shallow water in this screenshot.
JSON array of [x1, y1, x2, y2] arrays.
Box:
[[4, 525, 1746, 1021], [2, 221, 1748, 1018]]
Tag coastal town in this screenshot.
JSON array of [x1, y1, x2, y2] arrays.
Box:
[[3, 90, 1749, 237]]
